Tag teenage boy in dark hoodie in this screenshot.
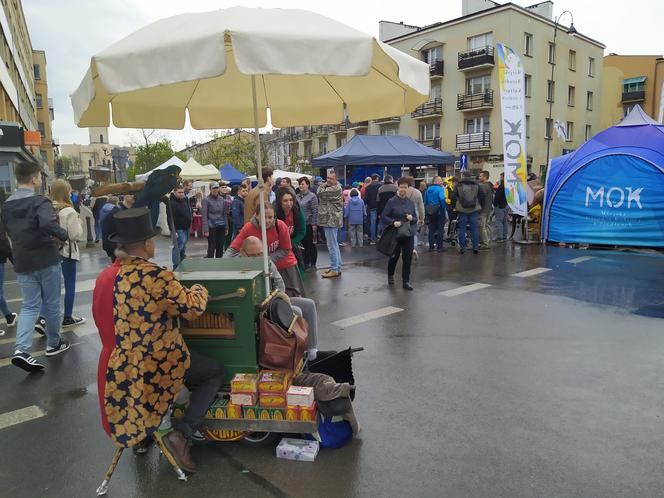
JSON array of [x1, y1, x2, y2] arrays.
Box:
[[2, 161, 69, 372]]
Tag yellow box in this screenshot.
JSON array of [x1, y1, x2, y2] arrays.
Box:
[[231, 373, 259, 393], [205, 399, 228, 419], [258, 407, 286, 420], [258, 371, 292, 393], [243, 405, 258, 419], [299, 402, 317, 422], [227, 403, 242, 419], [286, 406, 299, 421], [259, 392, 287, 408]]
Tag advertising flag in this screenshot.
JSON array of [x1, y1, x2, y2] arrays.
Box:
[[497, 43, 527, 216]]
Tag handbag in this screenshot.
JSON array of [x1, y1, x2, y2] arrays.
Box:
[[425, 203, 440, 216], [376, 225, 397, 256], [259, 293, 309, 372], [395, 222, 412, 240]]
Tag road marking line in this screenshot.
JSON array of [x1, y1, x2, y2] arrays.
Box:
[[74, 328, 97, 337], [0, 333, 41, 346], [566, 256, 595, 264], [439, 283, 491, 297], [513, 267, 552, 278], [7, 278, 98, 303], [0, 342, 81, 368], [0, 405, 45, 430], [332, 306, 403, 329]]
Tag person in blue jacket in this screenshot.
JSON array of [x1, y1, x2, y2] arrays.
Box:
[[343, 189, 366, 247], [423, 176, 447, 252], [231, 183, 248, 239]]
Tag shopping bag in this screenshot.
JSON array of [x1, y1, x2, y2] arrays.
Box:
[[376, 225, 397, 256]]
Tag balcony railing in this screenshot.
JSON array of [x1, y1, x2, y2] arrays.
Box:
[[411, 98, 443, 119], [313, 126, 329, 136], [298, 128, 313, 140], [429, 60, 444, 78], [417, 138, 441, 149], [457, 90, 494, 111], [329, 123, 347, 134], [622, 90, 645, 102], [458, 46, 495, 71], [347, 120, 369, 129], [374, 116, 401, 124], [456, 131, 491, 151]]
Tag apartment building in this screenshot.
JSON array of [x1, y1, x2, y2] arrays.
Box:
[[32, 49, 55, 171], [601, 54, 664, 129], [60, 127, 133, 182], [286, 0, 605, 181]]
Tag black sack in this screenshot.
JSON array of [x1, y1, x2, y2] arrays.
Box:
[[376, 225, 397, 256]]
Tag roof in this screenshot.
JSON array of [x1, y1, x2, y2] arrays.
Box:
[[616, 104, 660, 127], [312, 135, 455, 167], [384, 2, 605, 49]]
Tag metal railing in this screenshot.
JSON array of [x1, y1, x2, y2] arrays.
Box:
[[417, 138, 441, 149], [374, 116, 401, 124], [458, 46, 495, 70], [457, 90, 494, 110], [347, 120, 369, 129], [621, 90, 645, 102], [329, 123, 347, 134], [411, 98, 443, 118], [456, 131, 491, 150], [429, 60, 444, 78]]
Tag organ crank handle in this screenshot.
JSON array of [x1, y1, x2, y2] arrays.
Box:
[[208, 288, 247, 302]]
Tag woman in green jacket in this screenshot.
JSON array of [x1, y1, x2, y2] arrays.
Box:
[[275, 186, 306, 280]]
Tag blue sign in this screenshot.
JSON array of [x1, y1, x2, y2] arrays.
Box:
[[459, 154, 468, 171], [547, 154, 664, 247]]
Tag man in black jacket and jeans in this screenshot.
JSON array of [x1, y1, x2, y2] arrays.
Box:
[[363, 174, 381, 244], [2, 161, 69, 372], [492, 172, 509, 242], [167, 184, 193, 268]]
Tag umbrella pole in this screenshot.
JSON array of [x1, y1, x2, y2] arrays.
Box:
[[251, 75, 271, 294]]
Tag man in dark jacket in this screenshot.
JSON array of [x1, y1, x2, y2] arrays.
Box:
[[101, 193, 135, 260], [478, 170, 494, 249], [452, 171, 485, 254], [91, 196, 107, 243], [2, 161, 69, 372], [167, 184, 192, 268], [376, 174, 397, 232], [231, 183, 248, 238], [363, 173, 381, 243], [492, 173, 508, 242]]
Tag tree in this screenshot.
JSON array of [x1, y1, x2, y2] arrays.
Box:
[[57, 155, 81, 177], [132, 139, 186, 179], [192, 131, 268, 175]]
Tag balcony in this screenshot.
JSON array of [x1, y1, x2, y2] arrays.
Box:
[[374, 116, 401, 125], [329, 123, 347, 134], [429, 60, 444, 79], [313, 126, 329, 136], [411, 98, 443, 119], [622, 90, 645, 103], [417, 138, 441, 149], [458, 46, 495, 71], [457, 90, 494, 111], [347, 120, 369, 130], [456, 131, 491, 151], [298, 128, 313, 141]]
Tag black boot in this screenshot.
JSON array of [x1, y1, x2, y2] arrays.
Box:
[[402, 282, 414, 291]]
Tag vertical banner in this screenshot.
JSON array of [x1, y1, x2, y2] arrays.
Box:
[[658, 81, 664, 124], [497, 43, 528, 216]]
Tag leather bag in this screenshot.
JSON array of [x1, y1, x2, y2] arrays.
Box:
[[395, 222, 412, 240], [376, 225, 397, 256], [259, 293, 309, 372]]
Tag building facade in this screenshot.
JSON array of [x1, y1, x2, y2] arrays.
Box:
[[601, 55, 664, 129], [286, 0, 605, 182], [32, 49, 55, 171]]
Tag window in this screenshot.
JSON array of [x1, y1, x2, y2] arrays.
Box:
[[622, 77, 646, 93], [547, 42, 555, 64], [465, 116, 490, 134], [524, 74, 532, 97], [36, 93, 43, 108], [468, 32, 493, 50], [466, 74, 491, 94], [585, 124, 592, 141], [547, 80, 555, 102], [337, 137, 347, 148], [565, 121, 574, 142], [423, 46, 442, 63], [586, 91, 594, 110], [568, 50, 576, 71], [568, 86, 575, 106], [430, 83, 442, 101], [33, 64, 40, 80], [381, 126, 398, 136], [419, 122, 440, 140], [88, 159, 92, 167], [524, 33, 533, 56], [526, 115, 531, 138], [99, 134, 104, 144], [37, 121, 45, 138], [588, 57, 595, 77], [318, 138, 327, 155], [545, 118, 553, 139]]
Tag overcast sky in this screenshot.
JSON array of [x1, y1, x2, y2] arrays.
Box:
[[22, 0, 664, 150]]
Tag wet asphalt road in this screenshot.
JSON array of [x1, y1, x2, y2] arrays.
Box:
[[0, 236, 663, 498]]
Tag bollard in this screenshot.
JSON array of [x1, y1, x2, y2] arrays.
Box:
[[86, 216, 95, 248]]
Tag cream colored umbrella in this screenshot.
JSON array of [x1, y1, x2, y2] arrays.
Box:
[[71, 6, 430, 292]]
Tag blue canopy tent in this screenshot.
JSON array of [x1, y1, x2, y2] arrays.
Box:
[[219, 163, 246, 184], [542, 105, 664, 247], [312, 135, 455, 184]]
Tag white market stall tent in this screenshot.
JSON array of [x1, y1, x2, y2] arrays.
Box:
[[135, 155, 185, 181]]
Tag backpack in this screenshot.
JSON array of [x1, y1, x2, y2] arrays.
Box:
[[424, 189, 440, 216], [458, 183, 478, 209]]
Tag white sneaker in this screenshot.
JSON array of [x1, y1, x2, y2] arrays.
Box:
[[412, 250, 418, 261]]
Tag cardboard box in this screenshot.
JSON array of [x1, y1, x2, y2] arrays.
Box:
[[286, 386, 314, 407], [205, 398, 228, 419], [259, 392, 287, 408], [258, 371, 292, 393], [230, 392, 257, 406], [231, 373, 259, 393], [285, 406, 299, 421], [227, 403, 242, 419], [258, 407, 285, 421], [276, 438, 319, 462], [242, 405, 258, 419], [299, 402, 317, 422]]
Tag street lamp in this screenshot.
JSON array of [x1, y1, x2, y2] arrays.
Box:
[[544, 11, 577, 173]]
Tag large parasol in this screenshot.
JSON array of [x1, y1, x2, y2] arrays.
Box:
[[71, 6, 430, 291]]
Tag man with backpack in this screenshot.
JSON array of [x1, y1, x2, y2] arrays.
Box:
[[478, 170, 494, 250], [423, 176, 447, 252], [453, 171, 485, 254]]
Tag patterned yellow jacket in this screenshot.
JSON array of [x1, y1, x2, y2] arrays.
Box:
[[103, 256, 208, 447]]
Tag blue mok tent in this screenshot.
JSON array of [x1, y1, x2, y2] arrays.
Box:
[[219, 163, 246, 184], [312, 135, 455, 167], [542, 105, 664, 247]]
